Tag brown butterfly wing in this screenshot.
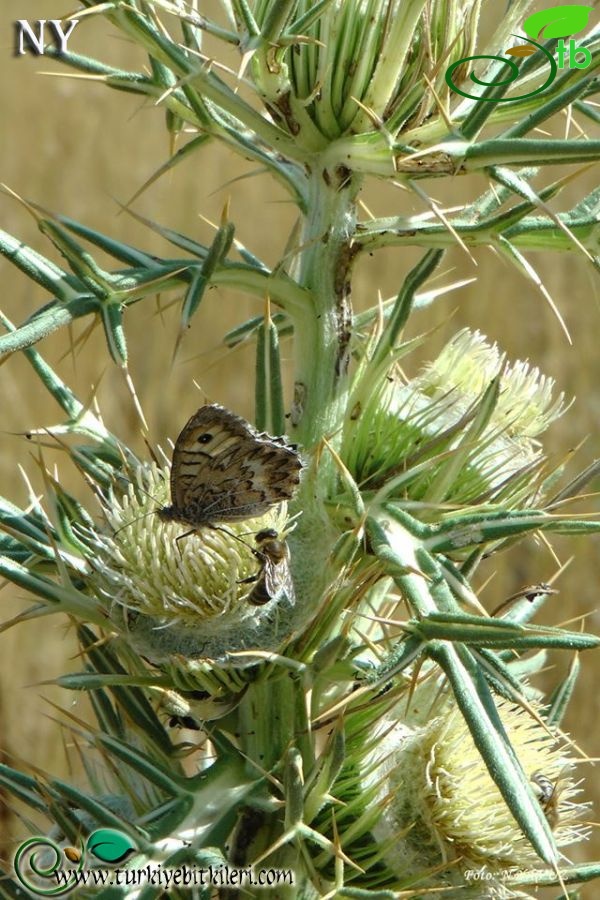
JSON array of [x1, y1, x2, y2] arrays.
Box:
[[169, 405, 301, 525], [169, 405, 249, 510]]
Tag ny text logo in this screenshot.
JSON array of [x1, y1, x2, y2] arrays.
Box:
[[15, 20, 79, 57]]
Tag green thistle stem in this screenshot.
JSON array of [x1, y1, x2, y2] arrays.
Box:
[[234, 674, 309, 886], [238, 674, 307, 772], [292, 167, 362, 450]]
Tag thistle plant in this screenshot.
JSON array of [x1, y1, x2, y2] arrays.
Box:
[[2, 1, 600, 897]]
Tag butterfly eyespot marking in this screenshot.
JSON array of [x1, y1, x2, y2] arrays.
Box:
[[198, 433, 214, 444]]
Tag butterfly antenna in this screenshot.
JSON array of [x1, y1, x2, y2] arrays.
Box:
[[110, 476, 170, 535], [112, 509, 160, 537], [129, 479, 166, 508]]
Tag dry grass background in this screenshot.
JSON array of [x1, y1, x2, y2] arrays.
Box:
[[1, 0, 599, 888]]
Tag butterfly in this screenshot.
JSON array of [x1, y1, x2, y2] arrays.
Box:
[[241, 528, 294, 606], [158, 404, 302, 529]]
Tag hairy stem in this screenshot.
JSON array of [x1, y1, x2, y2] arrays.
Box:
[[291, 164, 362, 454]]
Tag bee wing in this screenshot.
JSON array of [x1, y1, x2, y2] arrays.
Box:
[[263, 554, 295, 601]]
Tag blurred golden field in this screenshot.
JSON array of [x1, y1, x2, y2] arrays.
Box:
[[1, 0, 599, 888]]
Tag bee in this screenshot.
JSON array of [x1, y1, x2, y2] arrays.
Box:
[[242, 528, 293, 606], [530, 770, 565, 830]]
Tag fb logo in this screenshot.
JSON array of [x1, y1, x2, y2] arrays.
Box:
[[446, 4, 594, 102]]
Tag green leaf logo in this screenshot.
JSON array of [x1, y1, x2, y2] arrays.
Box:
[[523, 5, 593, 41], [86, 829, 137, 864]]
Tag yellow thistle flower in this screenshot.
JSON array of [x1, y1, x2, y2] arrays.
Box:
[[372, 691, 589, 893], [88, 463, 292, 663], [343, 328, 565, 507]]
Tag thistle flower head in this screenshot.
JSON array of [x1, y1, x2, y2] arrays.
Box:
[[343, 329, 565, 509], [86, 463, 294, 663], [369, 688, 589, 889], [253, 0, 481, 143], [417, 329, 566, 440]]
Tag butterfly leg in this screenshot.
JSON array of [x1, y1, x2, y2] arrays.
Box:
[[175, 529, 196, 554]]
